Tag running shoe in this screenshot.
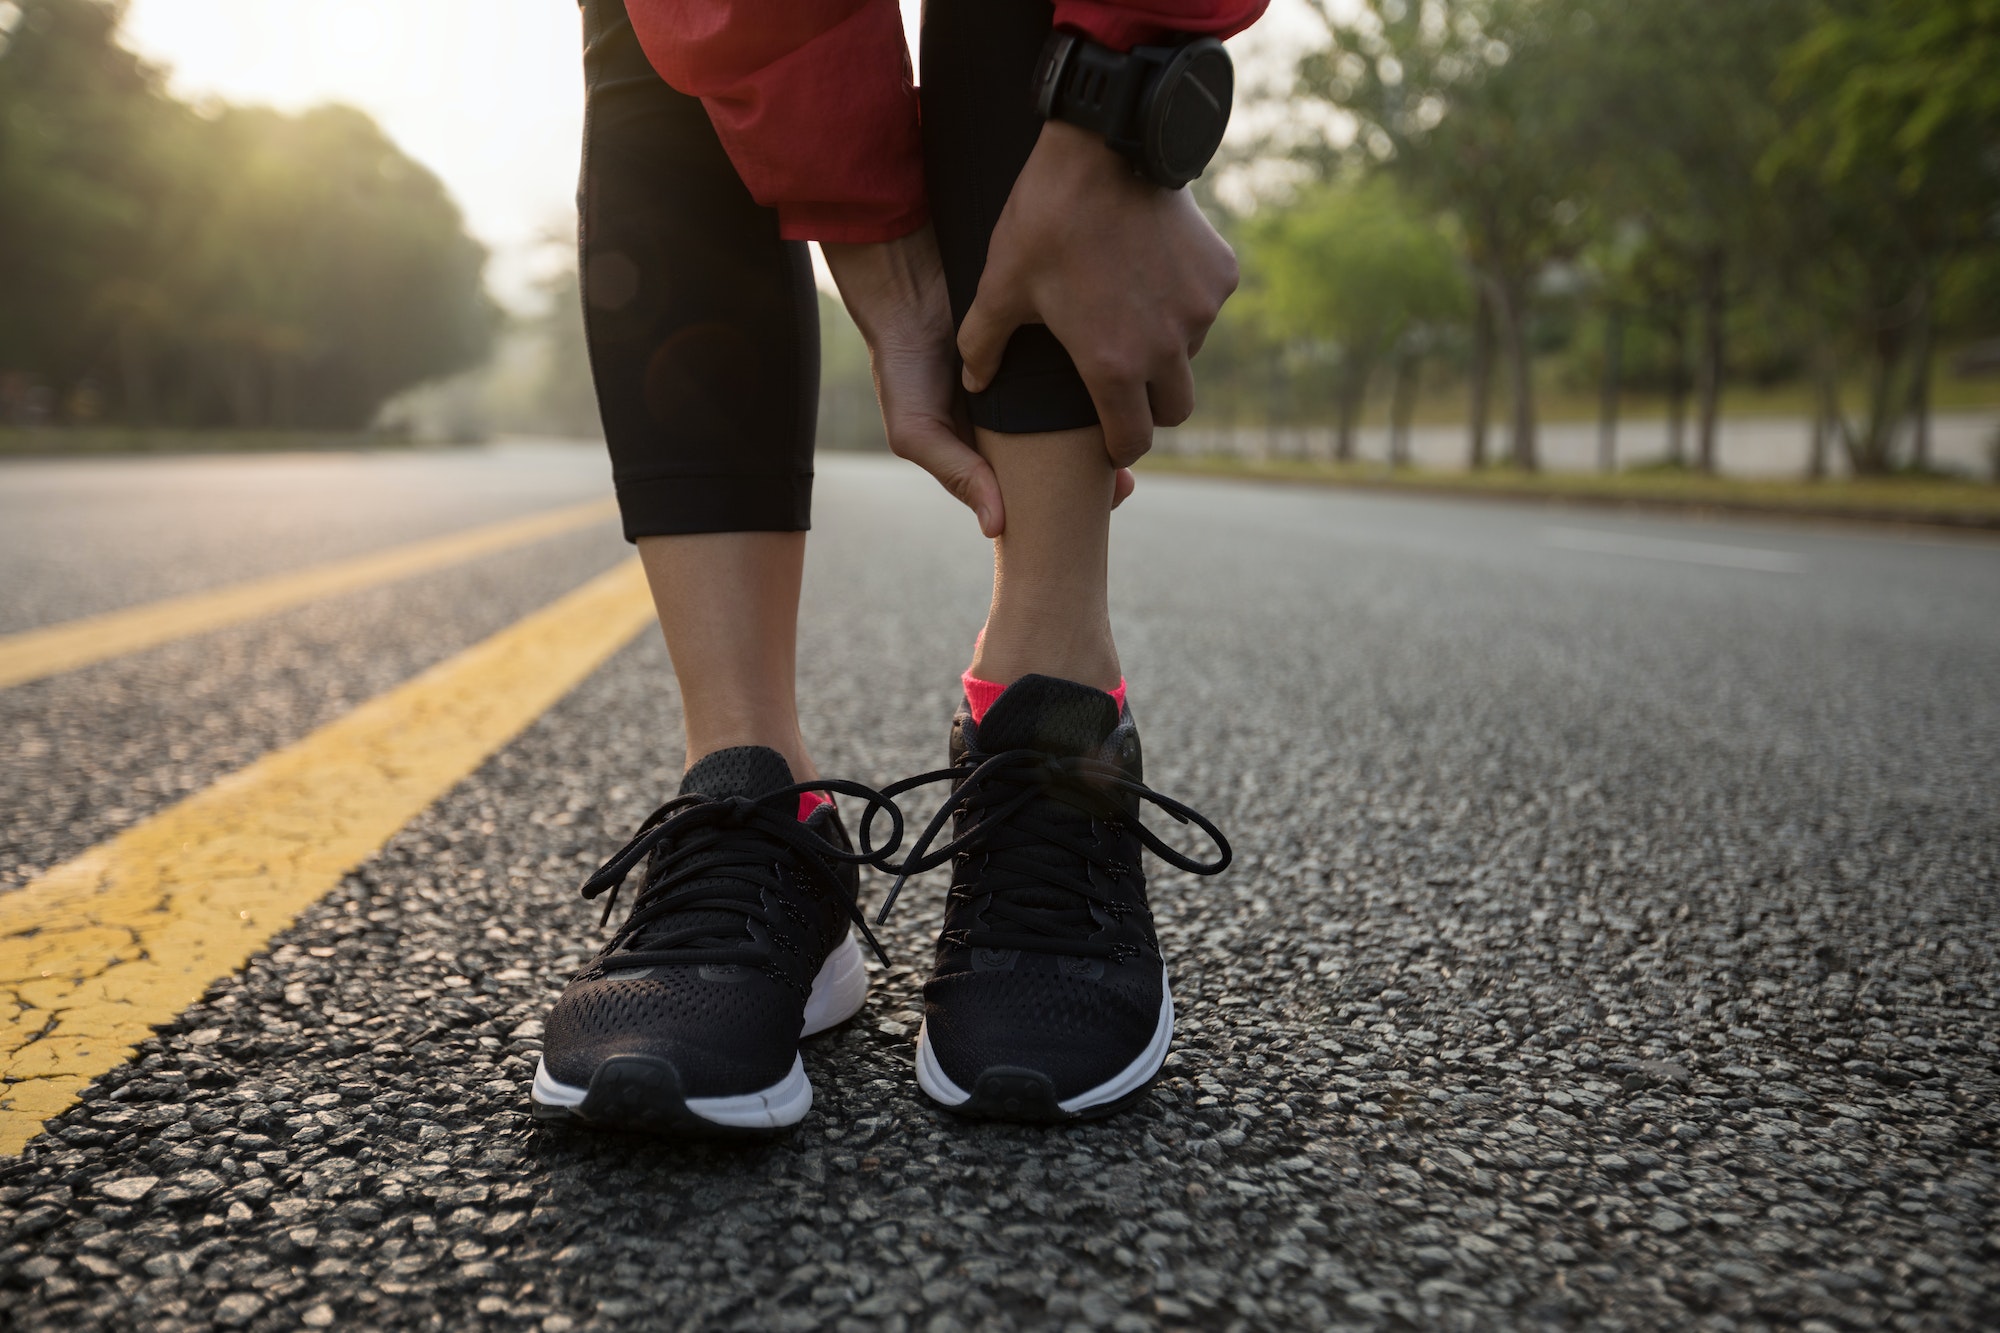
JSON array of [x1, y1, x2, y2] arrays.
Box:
[[878, 675, 1231, 1121], [531, 746, 898, 1136]]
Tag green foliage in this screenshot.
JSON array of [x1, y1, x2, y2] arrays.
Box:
[[1243, 179, 1466, 355], [1580, 0, 1808, 260], [1780, 0, 2000, 198], [1245, 0, 2000, 477], [0, 0, 174, 385], [0, 0, 498, 429], [1293, 0, 1605, 466], [1940, 250, 2000, 340], [510, 261, 602, 438], [1761, 0, 2000, 471], [816, 290, 885, 451], [1297, 0, 1595, 282]]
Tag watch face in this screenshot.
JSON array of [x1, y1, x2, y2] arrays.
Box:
[[1150, 42, 1233, 187]]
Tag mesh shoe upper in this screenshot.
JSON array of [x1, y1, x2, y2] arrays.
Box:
[[541, 747, 873, 1099], [881, 675, 1230, 1104]]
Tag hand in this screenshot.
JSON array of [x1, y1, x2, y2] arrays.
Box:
[[822, 226, 1005, 536], [957, 120, 1239, 469], [824, 225, 1136, 530]]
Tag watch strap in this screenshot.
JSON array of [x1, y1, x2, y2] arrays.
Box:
[[1033, 31, 1165, 155]]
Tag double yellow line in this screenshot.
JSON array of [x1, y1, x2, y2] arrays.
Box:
[[1, 499, 657, 1154]]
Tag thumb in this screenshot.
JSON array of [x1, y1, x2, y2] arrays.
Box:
[[1112, 466, 1136, 510], [957, 286, 1024, 395]]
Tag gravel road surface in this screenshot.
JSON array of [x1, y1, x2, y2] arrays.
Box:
[[3, 442, 1996, 1331]]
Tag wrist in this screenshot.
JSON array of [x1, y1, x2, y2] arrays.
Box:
[[1032, 120, 1157, 196], [822, 228, 950, 347], [1033, 31, 1233, 188]]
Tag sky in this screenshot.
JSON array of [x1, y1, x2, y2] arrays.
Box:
[[120, 0, 1332, 312]]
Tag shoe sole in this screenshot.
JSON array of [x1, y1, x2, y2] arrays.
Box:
[[529, 934, 870, 1137], [914, 969, 1175, 1122]]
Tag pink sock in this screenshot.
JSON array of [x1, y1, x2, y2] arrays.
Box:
[[797, 791, 832, 821], [961, 669, 1128, 724]]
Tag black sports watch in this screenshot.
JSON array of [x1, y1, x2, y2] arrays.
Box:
[[1031, 31, 1233, 189]]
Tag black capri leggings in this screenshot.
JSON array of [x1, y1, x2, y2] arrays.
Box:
[[578, 0, 1097, 540]]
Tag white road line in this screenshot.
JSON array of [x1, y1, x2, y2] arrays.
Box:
[[1540, 527, 1808, 574]]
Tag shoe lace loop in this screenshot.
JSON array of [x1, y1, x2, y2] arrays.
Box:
[[868, 749, 1231, 954], [580, 778, 903, 968]]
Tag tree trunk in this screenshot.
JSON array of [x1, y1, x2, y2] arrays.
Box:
[[1665, 313, 1689, 468], [1494, 275, 1537, 471], [1853, 323, 1902, 475], [1334, 353, 1370, 463], [1468, 283, 1495, 469], [1695, 249, 1726, 476], [226, 351, 261, 428], [1808, 341, 1839, 480], [1905, 274, 1934, 472], [1265, 347, 1286, 432], [1598, 306, 1623, 474], [117, 322, 155, 426], [1809, 402, 1828, 481], [1389, 346, 1421, 468], [269, 355, 297, 430]]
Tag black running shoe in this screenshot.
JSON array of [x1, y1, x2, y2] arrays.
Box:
[[878, 675, 1230, 1121], [531, 746, 898, 1136]]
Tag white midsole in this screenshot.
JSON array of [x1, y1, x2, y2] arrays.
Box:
[[801, 934, 870, 1037], [530, 935, 870, 1129], [915, 967, 1175, 1114]]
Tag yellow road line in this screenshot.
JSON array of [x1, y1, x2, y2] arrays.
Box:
[[0, 497, 620, 690], [0, 557, 656, 1154]]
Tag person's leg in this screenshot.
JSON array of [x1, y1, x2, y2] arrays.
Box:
[[895, 0, 1233, 1124], [637, 532, 815, 779], [967, 428, 1119, 692], [578, 0, 820, 776], [921, 0, 1122, 696], [536, 0, 872, 1140]]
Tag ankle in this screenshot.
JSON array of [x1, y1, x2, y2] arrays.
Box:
[[969, 617, 1120, 694], [681, 724, 816, 783]]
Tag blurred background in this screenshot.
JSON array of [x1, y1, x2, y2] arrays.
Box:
[[1, 0, 1996, 484]]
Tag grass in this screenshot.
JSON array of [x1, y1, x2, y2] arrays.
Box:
[[1382, 376, 2000, 430], [1139, 454, 2000, 530], [1212, 361, 2000, 432]]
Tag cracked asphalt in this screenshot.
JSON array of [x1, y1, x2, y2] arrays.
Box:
[[3, 442, 1997, 1331]]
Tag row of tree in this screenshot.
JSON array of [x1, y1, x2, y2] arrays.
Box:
[[1197, 0, 2000, 476], [0, 0, 497, 431], [9, 0, 1993, 476]]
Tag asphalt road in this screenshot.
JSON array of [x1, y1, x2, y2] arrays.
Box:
[[3, 442, 1997, 1331]]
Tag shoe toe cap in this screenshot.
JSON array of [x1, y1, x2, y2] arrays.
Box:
[[541, 967, 801, 1099], [922, 963, 1165, 1105]]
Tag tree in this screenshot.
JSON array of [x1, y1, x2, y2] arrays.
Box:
[[1240, 178, 1466, 462], [0, 0, 499, 431], [173, 104, 500, 427], [0, 0, 179, 408], [1765, 0, 2000, 474], [1575, 0, 1813, 474], [1296, 0, 1595, 471]]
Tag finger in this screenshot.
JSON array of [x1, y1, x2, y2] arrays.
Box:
[[1187, 318, 1213, 359], [888, 417, 1006, 537], [1112, 466, 1136, 510], [1085, 372, 1155, 469], [1148, 356, 1196, 428], [957, 285, 1024, 395]]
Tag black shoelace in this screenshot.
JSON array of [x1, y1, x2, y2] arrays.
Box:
[[578, 779, 903, 972], [868, 751, 1231, 960]]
